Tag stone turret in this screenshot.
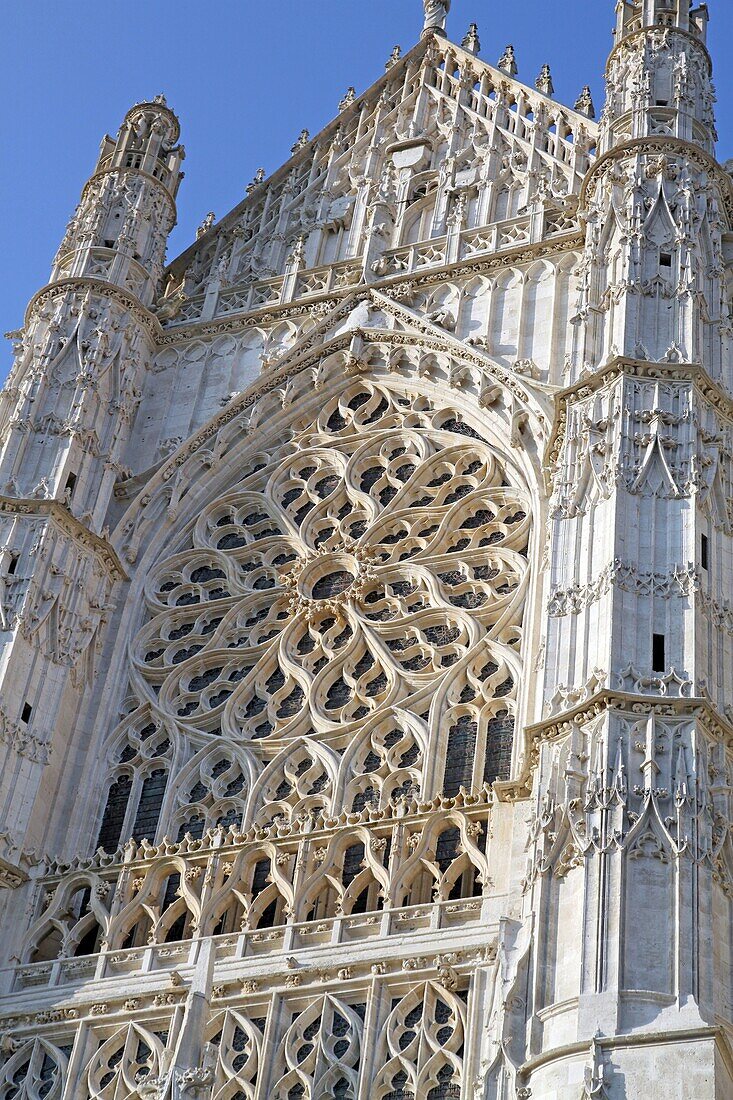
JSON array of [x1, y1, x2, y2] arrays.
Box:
[[604, 0, 715, 155], [523, 1, 733, 1095], [50, 97, 183, 303], [0, 101, 183, 883]]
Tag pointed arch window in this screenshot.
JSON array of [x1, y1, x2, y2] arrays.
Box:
[[95, 721, 172, 852]]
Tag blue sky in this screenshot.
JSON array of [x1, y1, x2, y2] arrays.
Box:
[[2, 0, 733, 382]]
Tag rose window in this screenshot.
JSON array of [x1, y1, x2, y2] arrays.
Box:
[[128, 381, 530, 803]]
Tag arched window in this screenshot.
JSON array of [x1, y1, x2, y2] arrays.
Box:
[[95, 718, 172, 851], [97, 775, 133, 852]]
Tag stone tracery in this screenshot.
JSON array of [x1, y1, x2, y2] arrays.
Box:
[[6, 1, 725, 1093], [100, 378, 530, 846]]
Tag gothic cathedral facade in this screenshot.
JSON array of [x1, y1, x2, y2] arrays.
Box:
[[0, 1, 731, 1096]]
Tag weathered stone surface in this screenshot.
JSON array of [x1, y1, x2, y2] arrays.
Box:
[[0, 3, 731, 1097]]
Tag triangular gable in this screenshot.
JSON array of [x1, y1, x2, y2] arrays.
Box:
[[161, 33, 598, 311]]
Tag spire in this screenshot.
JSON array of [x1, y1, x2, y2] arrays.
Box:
[[50, 97, 185, 303], [497, 45, 518, 77], [461, 23, 480, 54], [575, 86, 596, 119], [535, 64, 554, 97]]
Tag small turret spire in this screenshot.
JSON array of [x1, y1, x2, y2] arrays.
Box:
[[497, 44, 518, 76], [575, 85, 596, 118], [462, 23, 480, 54], [536, 64, 554, 96]]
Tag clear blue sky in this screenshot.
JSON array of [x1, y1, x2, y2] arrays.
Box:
[[2, 0, 733, 382]]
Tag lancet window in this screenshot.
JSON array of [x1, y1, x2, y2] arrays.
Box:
[[96, 715, 172, 852], [0, 1039, 69, 1100]]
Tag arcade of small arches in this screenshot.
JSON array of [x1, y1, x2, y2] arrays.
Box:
[[0, 977, 473, 1100], [23, 806, 492, 964]]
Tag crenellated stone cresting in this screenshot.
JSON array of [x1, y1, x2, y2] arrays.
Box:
[[4, 797, 501, 984]]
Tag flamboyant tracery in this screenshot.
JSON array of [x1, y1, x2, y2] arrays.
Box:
[[5, 0, 731, 1095], [96, 380, 529, 852]]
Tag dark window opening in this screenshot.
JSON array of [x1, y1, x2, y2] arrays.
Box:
[[74, 923, 102, 957], [21, 702, 32, 723], [660, 252, 672, 268], [7, 553, 18, 576], [484, 712, 515, 785], [97, 774, 133, 851], [64, 472, 77, 500], [131, 768, 167, 842], [701, 533, 709, 570], [443, 715, 477, 796], [104, 239, 115, 249], [652, 633, 666, 672]]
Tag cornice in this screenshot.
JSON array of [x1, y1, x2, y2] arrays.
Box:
[[0, 497, 127, 580], [544, 356, 733, 488], [24, 278, 162, 343], [527, 690, 733, 748], [579, 137, 733, 225], [520, 1025, 723, 1082]]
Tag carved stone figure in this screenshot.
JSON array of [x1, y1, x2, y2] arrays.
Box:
[[422, 0, 450, 36]]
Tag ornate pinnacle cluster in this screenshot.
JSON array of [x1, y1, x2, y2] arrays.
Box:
[[497, 44, 518, 76], [575, 85, 596, 118], [195, 212, 216, 239], [291, 129, 310, 154], [461, 23, 480, 54], [536, 64, 554, 97]]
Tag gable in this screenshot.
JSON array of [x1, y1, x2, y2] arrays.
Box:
[[158, 35, 597, 328]]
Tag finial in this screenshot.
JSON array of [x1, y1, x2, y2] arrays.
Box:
[[574, 85, 596, 119], [497, 45, 518, 76], [386, 45, 402, 70], [246, 168, 266, 195], [462, 23, 481, 54], [339, 87, 356, 112], [422, 0, 451, 39], [291, 129, 310, 154], [536, 64, 554, 97], [196, 212, 215, 239], [153, 93, 167, 106]]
